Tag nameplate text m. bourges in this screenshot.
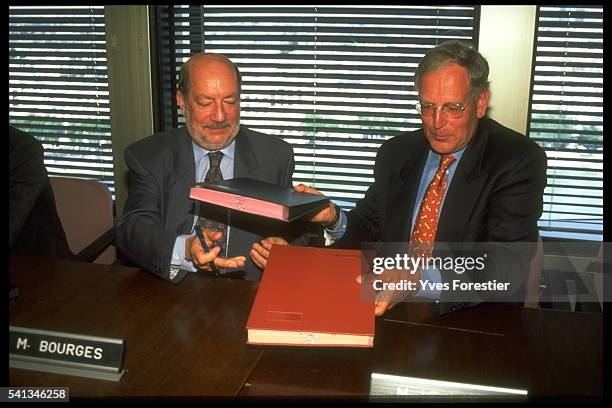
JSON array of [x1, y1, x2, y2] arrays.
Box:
[[9, 326, 125, 382]]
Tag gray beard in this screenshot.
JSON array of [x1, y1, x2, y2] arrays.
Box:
[[185, 120, 240, 150]]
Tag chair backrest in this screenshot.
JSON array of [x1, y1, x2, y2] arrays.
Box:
[[593, 244, 603, 310], [524, 235, 544, 308], [49, 176, 116, 264]]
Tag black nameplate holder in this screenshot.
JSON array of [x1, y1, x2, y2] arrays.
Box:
[[9, 326, 125, 382]]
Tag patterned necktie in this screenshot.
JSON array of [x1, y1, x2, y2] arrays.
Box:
[[410, 154, 456, 258], [198, 151, 227, 256]]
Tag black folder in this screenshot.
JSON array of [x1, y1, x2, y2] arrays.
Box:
[[190, 178, 330, 222]]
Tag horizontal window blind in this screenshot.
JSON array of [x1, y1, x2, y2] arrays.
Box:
[[528, 6, 603, 241], [153, 5, 203, 131], [155, 5, 478, 209], [8, 6, 115, 197]]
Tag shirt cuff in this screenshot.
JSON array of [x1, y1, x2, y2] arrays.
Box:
[[324, 209, 347, 243], [172, 234, 198, 273], [417, 266, 442, 300]]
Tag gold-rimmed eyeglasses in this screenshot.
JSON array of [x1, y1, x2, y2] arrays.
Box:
[[415, 100, 470, 119]]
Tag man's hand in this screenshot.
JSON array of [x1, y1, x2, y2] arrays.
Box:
[[185, 229, 246, 271], [293, 183, 337, 225], [356, 267, 421, 316], [250, 236, 288, 269]]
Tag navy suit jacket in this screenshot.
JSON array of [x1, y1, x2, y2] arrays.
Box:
[[9, 126, 72, 259], [116, 126, 304, 282], [334, 117, 547, 312]]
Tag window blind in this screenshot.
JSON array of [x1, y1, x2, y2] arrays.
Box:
[[528, 6, 603, 241], [154, 5, 479, 209], [8, 6, 115, 197]]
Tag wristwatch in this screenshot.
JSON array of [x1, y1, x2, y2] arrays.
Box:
[[324, 202, 341, 230]]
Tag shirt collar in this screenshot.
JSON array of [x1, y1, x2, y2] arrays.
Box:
[[192, 138, 237, 163], [428, 144, 468, 163]]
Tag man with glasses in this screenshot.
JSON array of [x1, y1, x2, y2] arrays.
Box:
[[295, 40, 547, 315]]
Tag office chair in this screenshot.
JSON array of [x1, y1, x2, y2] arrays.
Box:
[[538, 241, 602, 313], [523, 235, 544, 309], [49, 176, 116, 264], [593, 244, 603, 311]]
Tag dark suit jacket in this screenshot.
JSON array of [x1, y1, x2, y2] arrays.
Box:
[[334, 117, 547, 312], [9, 126, 73, 259], [116, 126, 305, 282]]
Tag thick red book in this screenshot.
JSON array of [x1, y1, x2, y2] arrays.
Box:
[[246, 245, 375, 347], [190, 178, 329, 222]]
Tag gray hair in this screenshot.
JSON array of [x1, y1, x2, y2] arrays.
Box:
[[414, 40, 490, 98], [177, 53, 242, 96]]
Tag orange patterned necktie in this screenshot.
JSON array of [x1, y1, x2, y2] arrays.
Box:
[[410, 154, 455, 258]]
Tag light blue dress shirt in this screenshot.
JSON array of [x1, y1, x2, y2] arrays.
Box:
[[170, 140, 236, 273], [327, 146, 467, 299]]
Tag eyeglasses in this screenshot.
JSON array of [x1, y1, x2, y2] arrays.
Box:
[[415, 100, 470, 119]]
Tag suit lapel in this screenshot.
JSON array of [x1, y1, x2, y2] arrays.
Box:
[[385, 134, 429, 242], [436, 120, 489, 242], [167, 128, 197, 233], [234, 128, 260, 178]]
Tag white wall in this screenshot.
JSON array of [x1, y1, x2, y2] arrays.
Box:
[[478, 5, 537, 135]]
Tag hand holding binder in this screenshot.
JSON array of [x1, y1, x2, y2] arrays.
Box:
[[292, 183, 339, 227]]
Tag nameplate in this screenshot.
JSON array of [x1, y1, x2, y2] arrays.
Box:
[[9, 326, 125, 382], [370, 373, 527, 400]]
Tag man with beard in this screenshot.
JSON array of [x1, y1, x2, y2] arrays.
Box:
[[116, 53, 323, 283]]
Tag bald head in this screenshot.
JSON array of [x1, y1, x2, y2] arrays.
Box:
[[177, 53, 242, 97], [176, 53, 242, 150]]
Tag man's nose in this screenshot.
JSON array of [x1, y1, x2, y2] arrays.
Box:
[[432, 107, 446, 129], [211, 103, 226, 122]]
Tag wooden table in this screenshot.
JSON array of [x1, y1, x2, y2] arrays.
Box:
[[9, 256, 603, 400], [9, 256, 261, 396], [241, 304, 602, 398]]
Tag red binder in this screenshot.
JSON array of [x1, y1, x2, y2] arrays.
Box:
[[246, 245, 375, 347]]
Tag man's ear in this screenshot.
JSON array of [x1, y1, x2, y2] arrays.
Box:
[[476, 89, 490, 119], [176, 91, 185, 111]]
